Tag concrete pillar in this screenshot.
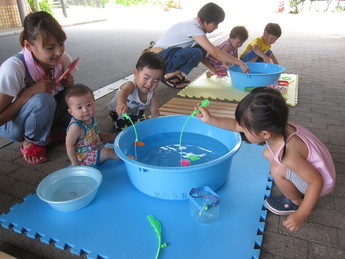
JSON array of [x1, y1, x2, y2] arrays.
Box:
[[61, 0, 68, 17], [34, 0, 40, 11], [16, 0, 27, 26]]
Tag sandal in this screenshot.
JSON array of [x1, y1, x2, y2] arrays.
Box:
[[20, 143, 48, 165], [180, 75, 190, 83], [264, 195, 299, 215], [161, 75, 189, 89]]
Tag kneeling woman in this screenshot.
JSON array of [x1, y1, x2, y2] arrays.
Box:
[[0, 11, 77, 164]]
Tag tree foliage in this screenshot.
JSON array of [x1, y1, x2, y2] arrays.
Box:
[[289, 0, 305, 13], [28, 0, 53, 14]]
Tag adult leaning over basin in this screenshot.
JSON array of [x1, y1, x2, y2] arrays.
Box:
[[149, 2, 249, 89]]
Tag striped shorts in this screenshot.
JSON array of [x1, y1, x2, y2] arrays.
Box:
[[286, 168, 308, 194]]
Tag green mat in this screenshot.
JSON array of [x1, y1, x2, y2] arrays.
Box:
[[178, 72, 299, 106]]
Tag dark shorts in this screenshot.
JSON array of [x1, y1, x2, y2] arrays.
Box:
[[240, 50, 273, 62], [159, 45, 207, 74]]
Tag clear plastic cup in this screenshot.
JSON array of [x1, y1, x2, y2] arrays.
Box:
[[188, 186, 220, 224]]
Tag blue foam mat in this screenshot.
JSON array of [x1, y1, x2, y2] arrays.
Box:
[[1, 142, 271, 259]]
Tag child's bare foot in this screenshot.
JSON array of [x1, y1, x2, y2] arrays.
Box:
[[20, 140, 48, 164], [99, 132, 116, 144], [206, 70, 214, 78], [99, 147, 120, 164]]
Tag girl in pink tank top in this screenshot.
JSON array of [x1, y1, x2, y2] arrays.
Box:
[[196, 87, 336, 232]]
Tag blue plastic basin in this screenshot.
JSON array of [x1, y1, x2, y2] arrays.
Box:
[[114, 115, 241, 200], [228, 62, 285, 91]]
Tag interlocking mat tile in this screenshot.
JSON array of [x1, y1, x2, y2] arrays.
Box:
[[178, 72, 298, 106], [1, 142, 271, 259]]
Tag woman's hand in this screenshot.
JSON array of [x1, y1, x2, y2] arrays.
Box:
[[239, 62, 250, 73], [62, 73, 74, 87], [24, 79, 52, 97], [0, 79, 51, 126]]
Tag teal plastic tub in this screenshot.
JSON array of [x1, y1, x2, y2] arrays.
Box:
[[114, 115, 241, 200], [228, 62, 285, 91]]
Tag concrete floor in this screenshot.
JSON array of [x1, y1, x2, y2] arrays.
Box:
[[0, 5, 345, 259]]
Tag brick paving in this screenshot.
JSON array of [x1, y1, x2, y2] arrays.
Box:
[[1, 7, 345, 259]]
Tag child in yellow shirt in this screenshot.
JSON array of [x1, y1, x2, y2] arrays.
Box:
[[240, 23, 281, 64]]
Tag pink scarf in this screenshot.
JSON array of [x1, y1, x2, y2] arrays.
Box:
[[196, 17, 203, 26], [22, 47, 64, 95]]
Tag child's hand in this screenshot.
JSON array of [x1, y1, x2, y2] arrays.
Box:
[[263, 56, 271, 63], [62, 73, 74, 87], [72, 161, 81, 166], [116, 104, 128, 116], [239, 62, 250, 73], [283, 211, 306, 231], [195, 106, 211, 123]]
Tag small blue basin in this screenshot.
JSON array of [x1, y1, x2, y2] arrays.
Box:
[[228, 62, 285, 91]]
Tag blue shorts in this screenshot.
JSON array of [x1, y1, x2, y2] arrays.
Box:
[[159, 45, 207, 74], [240, 50, 272, 62]]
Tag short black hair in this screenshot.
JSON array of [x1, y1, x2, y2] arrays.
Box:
[[65, 83, 94, 105], [235, 87, 288, 136], [197, 2, 225, 24], [264, 23, 282, 37], [136, 52, 166, 74]]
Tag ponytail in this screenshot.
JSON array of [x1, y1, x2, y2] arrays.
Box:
[[235, 87, 289, 138]]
